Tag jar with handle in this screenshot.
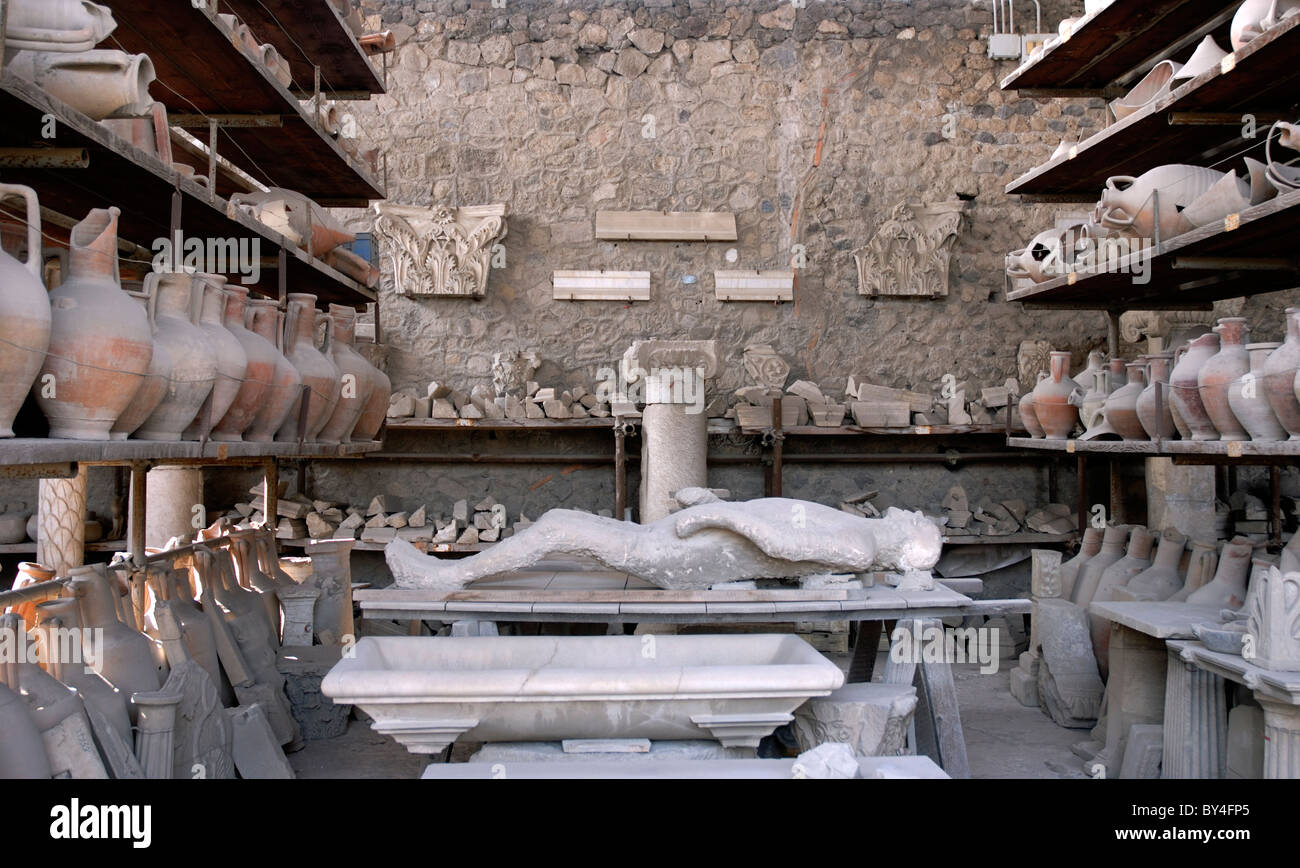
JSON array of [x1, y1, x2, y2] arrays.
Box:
[[182, 275, 247, 440], [0, 184, 51, 438], [133, 271, 217, 441], [1169, 332, 1221, 440], [1261, 306, 1300, 437], [1198, 317, 1251, 441], [316, 304, 371, 444], [1030, 351, 1080, 440], [351, 337, 391, 442], [1136, 352, 1176, 439], [275, 294, 339, 442], [1103, 361, 1149, 439], [243, 299, 301, 442], [210, 285, 274, 441], [109, 286, 170, 440], [1229, 342, 1286, 441], [35, 207, 152, 439]]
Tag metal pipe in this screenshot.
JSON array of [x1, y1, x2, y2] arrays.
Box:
[[614, 425, 626, 519], [347, 451, 1052, 465], [0, 148, 89, 168]]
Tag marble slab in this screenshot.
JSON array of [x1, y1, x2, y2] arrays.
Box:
[[1089, 601, 1223, 639], [420, 756, 949, 779]]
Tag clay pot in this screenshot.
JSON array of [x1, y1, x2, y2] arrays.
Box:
[[1186, 539, 1253, 610], [0, 185, 51, 438], [1106, 357, 1127, 392], [108, 288, 170, 440], [1170, 539, 1219, 601], [32, 599, 132, 745], [0, 511, 27, 544], [351, 343, 391, 442], [1229, 342, 1286, 441], [1121, 529, 1188, 601], [0, 682, 53, 778], [36, 207, 153, 440], [1060, 527, 1103, 600], [1232, 0, 1300, 49], [70, 567, 164, 723], [1098, 164, 1225, 240], [1019, 388, 1044, 438], [145, 565, 233, 707], [1110, 60, 1180, 121], [230, 536, 286, 645], [1166, 344, 1192, 438], [1080, 369, 1110, 431], [101, 101, 172, 163], [1088, 527, 1155, 672], [1245, 157, 1279, 206], [228, 189, 354, 257], [1183, 168, 1252, 228], [1198, 317, 1251, 441], [1005, 225, 1085, 284], [1136, 352, 1176, 439], [1169, 332, 1221, 440], [4, 0, 116, 53], [317, 305, 371, 444], [133, 272, 217, 441], [259, 44, 293, 89], [182, 275, 247, 440], [243, 300, 302, 442], [359, 31, 396, 54], [6, 50, 155, 121], [1070, 524, 1130, 606], [210, 286, 274, 442], [8, 561, 54, 627], [276, 293, 340, 443], [1104, 361, 1148, 440], [1074, 350, 1106, 386], [324, 247, 380, 287], [1262, 308, 1300, 438], [1031, 351, 1080, 440]]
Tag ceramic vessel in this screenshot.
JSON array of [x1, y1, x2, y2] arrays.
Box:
[[1167, 345, 1192, 438], [70, 567, 164, 721], [1186, 539, 1253, 609], [351, 342, 391, 442], [1070, 524, 1130, 606], [243, 300, 302, 442], [210, 286, 274, 441], [1005, 226, 1083, 284], [1088, 527, 1156, 672], [0, 682, 53, 778], [1104, 361, 1148, 439], [1019, 388, 1044, 438], [1169, 332, 1221, 440], [230, 536, 286, 645], [6, 50, 155, 121], [1229, 342, 1286, 441], [1232, 0, 1300, 49], [322, 635, 845, 754], [1098, 164, 1225, 240], [1074, 350, 1106, 387], [1262, 308, 1300, 438], [9, 561, 54, 627], [1031, 351, 1080, 440], [316, 305, 371, 444], [1080, 369, 1110, 431], [0, 185, 51, 438], [275, 294, 339, 442], [1198, 318, 1251, 441], [32, 599, 132, 744], [0, 511, 27, 544], [1121, 529, 1188, 601], [36, 207, 152, 439], [1136, 352, 1176, 439], [1173, 34, 1229, 84], [1170, 539, 1220, 601], [1106, 357, 1128, 392], [1183, 168, 1252, 228], [4, 0, 116, 53], [108, 288, 170, 440], [133, 272, 217, 441], [181, 275, 247, 440], [228, 189, 354, 257], [1060, 527, 1103, 600], [1110, 60, 1180, 121]]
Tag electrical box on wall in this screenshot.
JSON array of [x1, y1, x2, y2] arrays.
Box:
[[987, 33, 1022, 60]]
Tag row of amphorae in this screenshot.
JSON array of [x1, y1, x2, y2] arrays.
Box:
[[1022, 313, 1300, 442], [0, 183, 390, 444]]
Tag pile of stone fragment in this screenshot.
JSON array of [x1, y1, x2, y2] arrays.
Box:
[[937, 484, 1077, 538], [387, 378, 614, 421]]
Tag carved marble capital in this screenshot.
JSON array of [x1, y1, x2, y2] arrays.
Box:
[[742, 344, 789, 391], [854, 200, 966, 298], [622, 339, 720, 404], [1246, 568, 1300, 672], [372, 202, 507, 298], [491, 350, 541, 399]]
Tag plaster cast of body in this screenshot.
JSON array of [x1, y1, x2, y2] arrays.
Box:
[[385, 489, 943, 590]]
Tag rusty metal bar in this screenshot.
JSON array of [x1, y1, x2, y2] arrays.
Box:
[[170, 114, 283, 128], [614, 424, 626, 520], [771, 395, 784, 498], [0, 148, 89, 168]]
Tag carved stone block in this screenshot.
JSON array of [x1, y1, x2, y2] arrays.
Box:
[[372, 202, 507, 298], [792, 683, 917, 757], [854, 201, 965, 297], [1246, 567, 1300, 671]]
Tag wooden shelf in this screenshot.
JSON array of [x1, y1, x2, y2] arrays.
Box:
[[1000, 0, 1240, 93], [0, 438, 380, 470], [1008, 436, 1300, 459], [106, 1, 382, 205], [387, 417, 619, 432], [217, 0, 386, 98], [738, 424, 1023, 436], [278, 538, 490, 553], [0, 73, 374, 307], [1005, 186, 1300, 309], [0, 541, 126, 554], [1007, 13, 1300, 198]]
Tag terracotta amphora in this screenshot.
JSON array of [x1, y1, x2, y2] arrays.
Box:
[[109, 287, 170, 440], [36, 207, 153, 440], [134, 271, 217, 440], [1019, 387, 1044, 438], [1060, 527, 1103, 600], [1080, 369, 1110, 431], [1229, 342, 1286, 441], [1262, 307, 1300, 438], [1170, 539, 1220, 602], [210, 286, 274, 441], [1136, 352, 1176, 440], [1187, 539, 1253, 610], [0, 681, 52, 778], [6, 49, 155, 121], [4, 0, 116, 53], [0, 184, 51, 438], [32, 599, 132, 745], [1104, 361, 1149, 440], [1070, 524, 1130, 606], [351, 342, 391, 442], [316, 304, 371, 444], [69, 566, 164, 723], [276, 293, 340, 442], [1167, 345, 1192, 438], [1098, 164, 1224, 240], [182, 275, 247, 440], [1117, 529, 1188, 602], [1169, 332, 1221, 440], [243, 299, 301, 442], [1030, 351, 1080, 440], [1198, 318, 1251, 441]]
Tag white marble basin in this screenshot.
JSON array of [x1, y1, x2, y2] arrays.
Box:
[[321, 634, 844, 753]]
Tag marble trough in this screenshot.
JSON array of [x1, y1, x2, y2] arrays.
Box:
[[322, 634, 844, 754]]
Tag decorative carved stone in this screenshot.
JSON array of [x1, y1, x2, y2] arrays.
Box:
[[792, 683, 917, 757], [854, 201, 966, 298], [1017, 340, 1053, 390], [37, 465, 87, 577], [742, 344, 790, 391], [1163, 645, 1226, 778], [372, 203, 507, 298], [1035, 598, 1104, 728], [1246, 568, 1300, 672], [491, 350, 541, 399]]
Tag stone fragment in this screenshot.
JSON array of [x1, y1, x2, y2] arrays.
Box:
[[367, 496, 387, 516], [360, 526, 396, 544], [504, 395, 526, 419], [792, 683, 917, 758], [475, 496, 497, 511], [277, 647, 349, 741], [525, 401, 544, 419], [787, 379, 825, 404], [432, 523, 458, 543], [809, 403, 846, 427], [982, 386, 1011, 408], [543, 399, 570, 418], [614, 47, 649, 77], [387, 393, 415, 418], [229, 704, 294, 779], [460, 404, 484, 420], [305, 513, 334, 540], [851, 401, 909, 427], [456, 526, 480, 545], [628, 28, 665, 53], [1036, 599, 1104, 728], [792, 743, 859, 779], [413, 396, 431, 419], [453, 500, 468, 528], [480, 527, 500, 543], [408, 506, 426, 528], [364, 513, 387, 528], [427, 382, 451, 399], [474, 512, 494, 531], [948, 391, 972, 425], [386, 512, 409, 529], [338, 512, 364, 532], [533, 387, 557, 402], [759, 4, 797, 29]]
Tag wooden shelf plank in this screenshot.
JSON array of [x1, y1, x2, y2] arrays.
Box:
[[0, 438, 380, 468], [107, 0, 383, 204], [1008, 13, 1300, 197], [1001, 0, 1240, 92], [1005, 187, 1300, 309], [1008, 436, 1300, 458], [217, 0, 385, 97], [0, 74, 373, 307]]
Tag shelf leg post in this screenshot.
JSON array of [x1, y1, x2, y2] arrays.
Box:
[[1107, 310, 1120, 357], [614, 422, 626, 520], [37, 464, 87, 577], [771, 395, 783, 498], [169, 186, 182, 272], [278, 247, 287, 305], [263, 460, 278, 532], [1271, 465, 1282, 550], [1109, 458, 1125, 525], [207, 119, 218, 191], [1077, 454, 1087, 537]]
